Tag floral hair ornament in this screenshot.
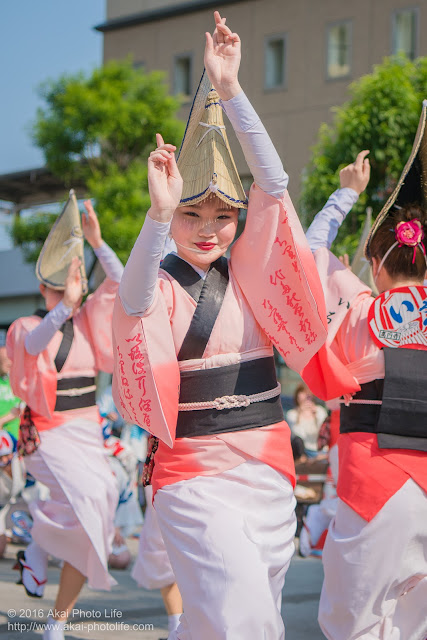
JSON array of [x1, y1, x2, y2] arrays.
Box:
[[375, 218, 427, 280], [396, 219, 425, 262]]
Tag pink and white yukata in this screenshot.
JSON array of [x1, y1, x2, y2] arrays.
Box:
[[305, 191, 427, 640], [7, 243, 123, 592], [113, 91, 328, 639]]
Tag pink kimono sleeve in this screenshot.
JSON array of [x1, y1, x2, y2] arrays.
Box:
[[301, 248, 372, 399], [6, 317, 57, 418], [79, 278, 119, 374], [231, 184, 328, 372], [112, 278, 180, 448]]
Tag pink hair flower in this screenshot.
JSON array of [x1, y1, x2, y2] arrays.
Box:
[[395, 219, 424, 247], [395, 219, 425, 263]]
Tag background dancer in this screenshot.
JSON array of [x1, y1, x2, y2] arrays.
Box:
[[0, 430, 49, 557], [304, 132, 427, 638], [103, 426, 142, 570], [132, 484, 182, 638], [7, 194, 123, 640], [300, 153, 371, 558], [114, 11, 327, 639]]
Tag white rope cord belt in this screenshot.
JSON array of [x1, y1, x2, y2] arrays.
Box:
[[178, 383, 281, 412], [56, 385, 97, 397], [339, 398, 382, 405]]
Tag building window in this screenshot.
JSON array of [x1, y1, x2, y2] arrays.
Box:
[[392, 8, 418, 59], [264, 35, 286, 90], [173, 54, 192, 97], [327, 21, 351, 79]]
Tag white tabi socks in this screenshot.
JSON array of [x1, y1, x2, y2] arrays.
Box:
[[43, 616, 66, 640], [168, 613, 181, 634], [21, 541, 48, 597]]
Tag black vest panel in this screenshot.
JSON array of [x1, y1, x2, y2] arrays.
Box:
[[340, 347, 427, 451]]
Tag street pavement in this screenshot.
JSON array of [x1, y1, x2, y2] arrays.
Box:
[[0, 538, 325, 639]]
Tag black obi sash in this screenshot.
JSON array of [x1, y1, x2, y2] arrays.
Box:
[[34, 309, 97, 412], [160, 255, 284, 438], [340, 347, 427, 451]]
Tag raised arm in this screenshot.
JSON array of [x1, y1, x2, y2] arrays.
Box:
[[306, 188, 359, 252], [306, 151, 370, 252], [25, 257, 83, 355], [83, 200, 124, 283], [119, 134, 183, 316], [205, 12, 288, 198]]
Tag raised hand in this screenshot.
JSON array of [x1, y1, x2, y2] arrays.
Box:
[[204, 11, 242, 101], [82, 199, 103, 249], [340, 150, 371, 195], [63, 256, 83, 310], [147, 133, 183, 223], [339, 254, 352, 270]]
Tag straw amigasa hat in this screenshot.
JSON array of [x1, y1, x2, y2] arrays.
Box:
[[365, 99, 427, 258], [177, 71, 248, 209], [36, 189, 88, 294]]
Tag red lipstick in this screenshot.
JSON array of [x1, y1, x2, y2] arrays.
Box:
[[195, 243, 216, 251]]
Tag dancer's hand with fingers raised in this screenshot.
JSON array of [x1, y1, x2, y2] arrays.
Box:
[[340, 150, 371, 195], [204, 10, 242, 101], [339, 254, 352, 270], [148, 133, 183, 223], [63, 256, 83, 310], [82, 199, 103, 249]]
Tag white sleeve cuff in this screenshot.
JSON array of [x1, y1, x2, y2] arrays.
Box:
[[221, 91, 260, 133]]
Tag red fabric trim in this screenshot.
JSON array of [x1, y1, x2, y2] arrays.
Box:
[[337, 433, 427, 521]]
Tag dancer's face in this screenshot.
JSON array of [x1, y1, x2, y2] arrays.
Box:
[[0, 453, 12, 468], [39, 285, 64, 311], [171, 196, 239, 270], [39, 285, 82, 313]]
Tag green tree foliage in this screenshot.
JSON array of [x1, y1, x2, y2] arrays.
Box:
[[12, 59, 184, 263], [300, 56, 426, 257]]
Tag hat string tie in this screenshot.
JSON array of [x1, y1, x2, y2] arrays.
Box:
[[56, 236, 84, 266], [196, 122, 225, 148]]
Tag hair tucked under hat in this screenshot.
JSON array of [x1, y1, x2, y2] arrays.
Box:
[[369, 203, 427, 281]]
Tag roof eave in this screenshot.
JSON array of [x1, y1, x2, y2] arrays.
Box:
[[94, 0, 251, 32]]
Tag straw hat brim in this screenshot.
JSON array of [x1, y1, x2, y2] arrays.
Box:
[[365, 100, 427, 258]]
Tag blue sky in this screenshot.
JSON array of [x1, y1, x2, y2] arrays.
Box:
[[0, 0, 105, 174]]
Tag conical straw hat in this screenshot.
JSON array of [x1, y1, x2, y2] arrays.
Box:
[[36, 189, 88, 294], [177, 71, 248, 209], [351, 207, 377, 294], [365, 100, 427, 258]]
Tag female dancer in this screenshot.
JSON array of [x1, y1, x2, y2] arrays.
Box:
[[305, 139, 427, 639], [7, 195, 123, 639], [114, 11, 327, 639]]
